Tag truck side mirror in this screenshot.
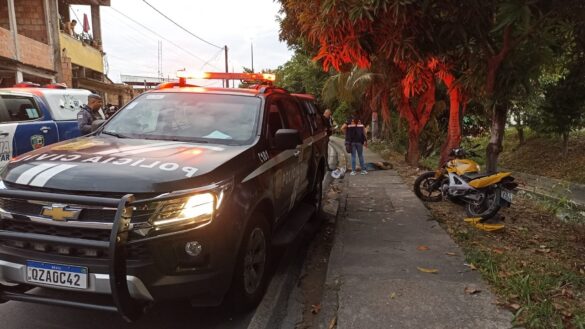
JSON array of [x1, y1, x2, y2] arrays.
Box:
[[91, 119, 105, 132], [274, 129, 301, 150]]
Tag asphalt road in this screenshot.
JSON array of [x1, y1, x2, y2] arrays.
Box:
[[0, 142, 339, 329], [0, 292, 254, 329]]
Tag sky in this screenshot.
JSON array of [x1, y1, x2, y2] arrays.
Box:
[[70, 0, 293, 84]]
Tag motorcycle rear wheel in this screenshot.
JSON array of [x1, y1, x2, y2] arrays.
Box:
[[465, 188, 501, 220], [414, 171, 443, 202]]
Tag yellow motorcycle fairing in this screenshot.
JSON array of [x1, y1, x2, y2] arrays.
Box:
[[468, 172, 512, 189], [446, 159, 480, 176]]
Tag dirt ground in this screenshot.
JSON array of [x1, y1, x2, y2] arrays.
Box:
[[499, 134, 585, 184], [383, 148, 585, 328]]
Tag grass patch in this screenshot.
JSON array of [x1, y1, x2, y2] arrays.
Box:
[[461, 244, 585, 328]]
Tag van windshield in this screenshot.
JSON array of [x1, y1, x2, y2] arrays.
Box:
[[102, 92, 262, 145]]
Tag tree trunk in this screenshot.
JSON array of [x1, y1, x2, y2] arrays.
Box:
[[562, 132, 569, 158], [439, 87, 462, 166], [484, 26, 513, 173], [406, 128, 421, 166], [486, 103, 508, 174], [517, 126, 525, 146]]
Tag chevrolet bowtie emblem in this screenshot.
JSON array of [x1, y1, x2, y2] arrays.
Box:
[[41, 205, 81, 221]]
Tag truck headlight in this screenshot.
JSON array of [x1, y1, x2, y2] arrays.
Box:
[[151, 193, 215, 227]]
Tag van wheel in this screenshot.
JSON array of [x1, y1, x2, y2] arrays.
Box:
[[228, 213, 271, 311]]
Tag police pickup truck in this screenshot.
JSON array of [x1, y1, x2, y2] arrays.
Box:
[[0, 73, 328, 321], [0, 84, 93, 171]]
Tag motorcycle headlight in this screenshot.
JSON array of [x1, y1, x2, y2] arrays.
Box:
[[150, 192, 216, 227]]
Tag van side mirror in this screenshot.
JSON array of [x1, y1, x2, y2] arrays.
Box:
[[274, 129, 301, 150], [91, 119, 105, 132]]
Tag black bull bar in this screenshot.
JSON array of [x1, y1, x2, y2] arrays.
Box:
[[0, 186, 216, 322]]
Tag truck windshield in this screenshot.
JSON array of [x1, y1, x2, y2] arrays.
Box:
[[101, 92, 262, 145]]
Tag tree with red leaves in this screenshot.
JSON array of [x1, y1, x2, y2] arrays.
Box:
[[278, 0, 574, 171], [279, 0, 466, 166]]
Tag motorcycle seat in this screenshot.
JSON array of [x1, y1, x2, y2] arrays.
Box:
[[462, 172, 489, 180]]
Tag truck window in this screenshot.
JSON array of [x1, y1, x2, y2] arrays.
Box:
[[279, 98, 309, 139], [266, 101, 286, 148], [0, 95, 41, 123]]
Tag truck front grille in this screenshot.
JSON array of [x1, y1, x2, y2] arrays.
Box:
[[0, 198, 151, 223], [0, 219, 150, 261]]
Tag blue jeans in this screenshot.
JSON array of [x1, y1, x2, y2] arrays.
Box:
[[351, 142, 366, 171]]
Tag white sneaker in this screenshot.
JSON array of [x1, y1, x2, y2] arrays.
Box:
[[361, 170, 368, 175], [350, 171, 357, 176]]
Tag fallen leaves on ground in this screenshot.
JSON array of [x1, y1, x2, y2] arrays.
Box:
[[390, 292, 397, 299], [327, 316, 337, 329], [372, 144, 585, 328], [464, 286, 482, 295], [417, 245, 430, 251], [509, 303, 522, 311], [311, 304, 321, 314], [464, 263, 478, 270], [417, 267, 439, 274], [492, 248, 505, 254]]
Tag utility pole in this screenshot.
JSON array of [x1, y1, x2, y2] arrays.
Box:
[[224, 45, 229, 88], [251, 41, 254, 72], [157, 40, 163, 81]]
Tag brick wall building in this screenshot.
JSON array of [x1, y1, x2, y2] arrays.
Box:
[[0, 0, 130, 107], [0, 0, 56, 86]]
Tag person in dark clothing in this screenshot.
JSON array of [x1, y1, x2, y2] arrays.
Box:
[[323, 109, 334, 136], [77, 94, 103, 135], [342, 116, 368, 175]]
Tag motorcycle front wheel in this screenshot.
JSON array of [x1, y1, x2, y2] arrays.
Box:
[[414, 171, 443, 202], [465, 188, 501, 220]]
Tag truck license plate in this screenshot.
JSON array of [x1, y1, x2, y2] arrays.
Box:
[[501, 190, 513, 203], [26, 261, 88, 289]]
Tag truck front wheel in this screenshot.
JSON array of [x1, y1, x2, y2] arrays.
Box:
[[227, 213, 271, 310]]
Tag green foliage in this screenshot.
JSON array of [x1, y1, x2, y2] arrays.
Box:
[[527, 63, 585, 138], [332, 101, 351, 127], [321, 66, 378, 107], [573, 313, 585, 329], [274, 51, 329, 99]]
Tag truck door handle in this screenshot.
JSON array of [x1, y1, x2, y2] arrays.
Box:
[[40, 126, 51, 133], [0, 132, 8, 137]]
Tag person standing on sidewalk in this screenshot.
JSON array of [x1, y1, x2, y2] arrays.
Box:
[[342, 115, 368, 175], [323, 109, 334, 136]]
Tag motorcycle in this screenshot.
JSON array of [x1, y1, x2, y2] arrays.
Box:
[[414, 146, 518, 220]]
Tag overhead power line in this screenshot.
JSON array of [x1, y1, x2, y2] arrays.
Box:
[[102, 13, 194, 66], [108, 6, 210, 66], [141, 0, 223, 50], [200, 48, 225, 70]]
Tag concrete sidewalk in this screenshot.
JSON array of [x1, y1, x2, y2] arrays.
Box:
[[318, 138, 513, 329]]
